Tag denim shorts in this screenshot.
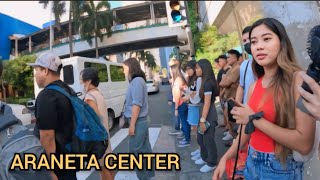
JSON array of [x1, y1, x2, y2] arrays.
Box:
[[244, 145, 304, 180]]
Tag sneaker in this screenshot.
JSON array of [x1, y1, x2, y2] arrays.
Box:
[[223, 131, 229, 136], [200, 164, 216, 173], [178, 139, 190, 147], [176, 132, 184, 139], [191, 153, 201, 161], [179, 138, 186, 144], [169, 130, 181, 135], [191, 149, 200, 156], [222, 132, 234, 141], [195, 158, 206, 165]]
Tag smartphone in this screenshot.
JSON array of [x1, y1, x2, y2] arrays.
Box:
[[227, 98, 241, 122]]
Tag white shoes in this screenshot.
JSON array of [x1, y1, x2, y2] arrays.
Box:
[[222, 132, 234, 141], [200, 164, 216, 173], [191, 153, 201, 161], [223, 131, 229, 136], [191, 148, 200, 156], [195, 158, 206, 165]]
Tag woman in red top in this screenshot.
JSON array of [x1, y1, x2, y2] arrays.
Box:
[[213, 18, 316, 180]]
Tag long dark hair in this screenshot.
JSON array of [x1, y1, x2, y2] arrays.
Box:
[[123, 58, 146, 82], [186, 60, 197, 87], [170, 64, 186, 85], [197, 59, 218, 99], [249, 18, 301, 162]]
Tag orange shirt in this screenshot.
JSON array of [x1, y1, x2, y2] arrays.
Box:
[[248, 77, 276, 152]]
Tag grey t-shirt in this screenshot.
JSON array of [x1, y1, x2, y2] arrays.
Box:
[[124, 77, 148, 118]]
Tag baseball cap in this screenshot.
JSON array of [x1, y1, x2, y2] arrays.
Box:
[[27, 53, 62, 72]]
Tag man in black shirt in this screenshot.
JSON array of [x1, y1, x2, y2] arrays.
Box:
[[28, 53, 77, 180], [216, 55, 228, 85]]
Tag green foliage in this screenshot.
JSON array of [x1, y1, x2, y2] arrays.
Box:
[[2, 55, 36, 97], [110, 65, 125, 82], [79, 0, 114, 46], [195, 25, 239, 65]]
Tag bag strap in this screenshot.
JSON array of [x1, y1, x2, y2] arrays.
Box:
[[46, 85, 72, 99], [232, 60, 250, 180], [243, 60, 250, 92]]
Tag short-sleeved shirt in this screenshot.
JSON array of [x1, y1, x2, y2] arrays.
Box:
[[201, 80, 218, 103], [34, 80, 74, 153], [34, 80, 77, 175], [124, 77, 148, 118], [223, 63, 240, 99], [239, 59, 256, 104]]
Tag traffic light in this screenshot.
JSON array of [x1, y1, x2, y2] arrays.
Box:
[[165, 0, 187, 27]]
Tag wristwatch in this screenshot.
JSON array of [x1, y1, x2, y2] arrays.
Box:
[[200, 117, 206, 123]]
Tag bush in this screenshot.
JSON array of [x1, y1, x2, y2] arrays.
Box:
[[6, 97, 30, 106]]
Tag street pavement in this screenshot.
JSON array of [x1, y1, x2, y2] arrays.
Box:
[[78, 84, 231, 180]]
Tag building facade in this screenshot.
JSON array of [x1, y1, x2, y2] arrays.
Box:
[[0, 13, 40, 60]]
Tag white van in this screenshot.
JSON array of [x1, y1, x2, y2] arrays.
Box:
[[33, 56, 128, 130]]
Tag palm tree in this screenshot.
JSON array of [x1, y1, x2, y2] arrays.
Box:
[[39, 1, 82, 57], [79, 0, 114, 58]]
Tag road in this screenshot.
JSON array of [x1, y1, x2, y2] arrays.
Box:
[[76, 84, 229, 180]]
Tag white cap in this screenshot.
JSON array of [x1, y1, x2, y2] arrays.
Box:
[[27, 53, 62, 72]]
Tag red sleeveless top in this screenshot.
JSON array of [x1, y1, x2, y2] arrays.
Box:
[[248, 77, 276, 152]]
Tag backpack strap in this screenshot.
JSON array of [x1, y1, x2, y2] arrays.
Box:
[[46, 85, 72, 99]]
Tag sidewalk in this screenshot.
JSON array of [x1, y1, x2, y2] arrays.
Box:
[[166, 103, 229, 180]]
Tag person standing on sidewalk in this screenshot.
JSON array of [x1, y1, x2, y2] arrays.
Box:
[[180, 60, 203, 159], [168, 73, 182, 136], [80, 67, 114, 180], [195, 59, 219, 173], [170, 60, 190, 147], [123, 58, 155, 180], [213, 17, 315, 180]]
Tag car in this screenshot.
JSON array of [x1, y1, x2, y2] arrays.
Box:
[[146, 79, 159, 93], [7, 104, 35, 126]]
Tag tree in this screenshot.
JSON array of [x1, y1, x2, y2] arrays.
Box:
[[2, 55, 37, 97], [79, 0, 114, 58], [0, 60, 5, 102], [39, 1, 82, 57], [196, 25, 239, 65]]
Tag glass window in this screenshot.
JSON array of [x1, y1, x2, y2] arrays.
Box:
[[84, 62, 108, 82], [63, 65, 74, 85], [110, 65, 126, 82]]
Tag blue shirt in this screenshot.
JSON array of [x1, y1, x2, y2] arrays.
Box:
[[239, 59, 256, 104], [124, 77, 148, 118]]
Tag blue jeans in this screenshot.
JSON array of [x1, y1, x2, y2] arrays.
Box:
[[128, 117, 155, 180], [178, 102, 190, 142], [172, 102, 180, 131], [244, 145, 304, 180]]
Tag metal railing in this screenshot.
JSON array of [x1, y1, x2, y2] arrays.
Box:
[[20, 17, 168, 55]]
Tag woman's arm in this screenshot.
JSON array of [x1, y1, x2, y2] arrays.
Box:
[[235, 75, 316, 155]]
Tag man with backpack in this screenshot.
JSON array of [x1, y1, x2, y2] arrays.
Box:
[[28, 53, 78, 180]]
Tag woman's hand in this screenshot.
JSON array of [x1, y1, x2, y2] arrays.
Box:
[[180, 85, 188, 93], [200, 122, 207, 133], [129, 124, 135, 136], [231, 104, 255, 125], [212, 157, 227, 180], [297, 71, 320, 120], [175, 109, 179, 117]]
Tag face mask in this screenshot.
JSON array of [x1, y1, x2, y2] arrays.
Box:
[[244, 43, 252, 55]]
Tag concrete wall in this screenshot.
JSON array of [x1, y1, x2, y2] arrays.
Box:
[[198, 1, 226, 27], [261, 1, 320, 70]]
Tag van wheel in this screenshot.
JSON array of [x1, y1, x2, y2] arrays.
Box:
[[108, 112, 114, 130]]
